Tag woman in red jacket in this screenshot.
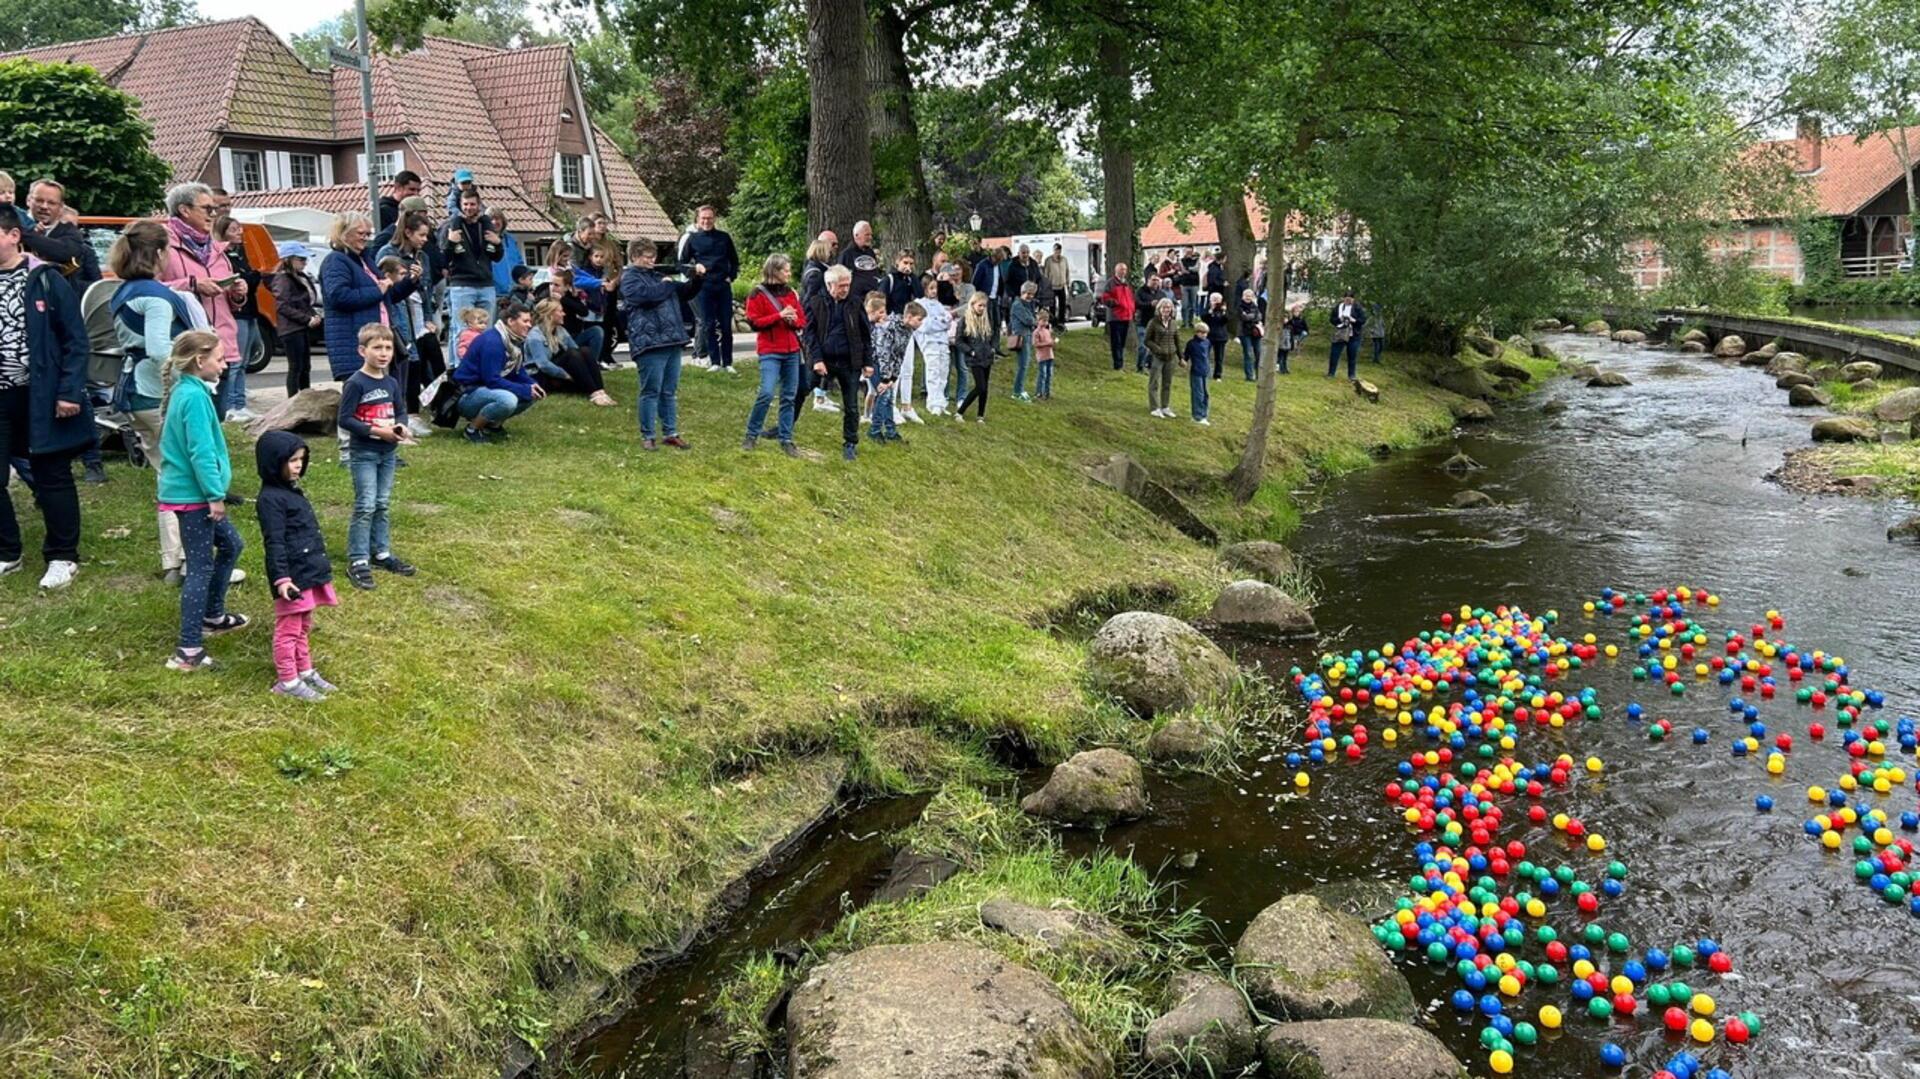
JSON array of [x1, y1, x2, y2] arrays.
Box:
[[741, 253, 808, 456], [1098, 263, 1136, 372]]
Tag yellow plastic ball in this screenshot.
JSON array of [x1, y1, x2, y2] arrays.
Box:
[[1490, 1049, 1514, 1074], [1822, 830, 1843, 850], [1539, 1004, 1563, 1029], [1573, 959, 1596, 979], [1808, 786, 1827, 803], [1605, 644, 1619, 657], [1525, 897, 1547, 918], [1586, 756, 1603, 773], [1587, 834, 1607, 853], [1690, 1018, 1714, 1043], [1553, 813, 1571, 831], [1610, 975, 1633, 996], [1499, 974, 1522, 996], [1767, 754, 1786, 776], [1295, 772, 1311, 789], [1691, 992, 1715, 1016]]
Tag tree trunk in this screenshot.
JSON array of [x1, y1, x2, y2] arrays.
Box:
[[1095, 32, 1137, 278], [1226, 204, 1290, 503], [806, 0, 873, 240], [867, 8, 934, 268], [1217, 188, 1255, 336], [1891, 129, 1918, 260]]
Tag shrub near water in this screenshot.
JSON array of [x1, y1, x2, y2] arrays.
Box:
[[0, 333, 1455, 1075]]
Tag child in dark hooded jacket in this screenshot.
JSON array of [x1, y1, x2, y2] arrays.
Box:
[[255, 431, 339, 702]]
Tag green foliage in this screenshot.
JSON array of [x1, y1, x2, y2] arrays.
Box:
[[272, 745, 359, 781], [572, 32, 646, 157], [0, 60, 170, 216], [293, 0, 552, 67], [1795, 217, 1844, 290], [1789, 271, 1920, 307], [1790, 0, 1920, 224], [629, 67, 738, 224], [0, 0, 196, 53], [915, 83, 1082, 235], [725, 65, 810, 260]]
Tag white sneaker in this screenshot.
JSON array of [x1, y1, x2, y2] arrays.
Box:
[[1195, 417, 1211, 426], [228, 408, 257, 423], [0, 557, 22, 577], [230, 567, 248, 585], [39, 560, 77, 590], [902, 408, 925, 425]]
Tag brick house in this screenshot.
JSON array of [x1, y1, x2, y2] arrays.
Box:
[[1627, 120, 1918, 289], [5, 18, 672, 246], [1139, 198, 1346, 269]]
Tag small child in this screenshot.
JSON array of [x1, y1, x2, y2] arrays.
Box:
[[454, 307, 492, 362], [1184, 324, 1212, 426], [336, 324, 417, 591], [1032, 309, 1056, 400], [157, 330, 249, 671], [508, 265, 536, 309], [867, 297, 926, 444], [255, 430, 338, 701]]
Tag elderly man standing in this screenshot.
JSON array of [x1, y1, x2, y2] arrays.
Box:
[[679, 204, 740, 373], [837, 220, 882, 300], [439, 188, 503, 318], [802, 265, 872, 462], [1042, 242, 1072, 329]]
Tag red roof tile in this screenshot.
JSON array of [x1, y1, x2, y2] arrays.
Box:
[[229, 184, 382, 214], [1141, 197, 1278, 249], [1753, 126, 1920, 217], [594, 127, 675, 239], [463, 44, 573, 196]]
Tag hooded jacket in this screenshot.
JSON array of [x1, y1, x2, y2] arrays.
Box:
[[254, 431, 331, 591], [155, 372, 229, 505], [2, 260, 93, 456], [618, 263, 703, 354]]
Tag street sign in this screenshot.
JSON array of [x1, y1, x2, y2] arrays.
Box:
[[327, 44, 367, 72]]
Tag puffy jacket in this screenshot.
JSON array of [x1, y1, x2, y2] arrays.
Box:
[[618, 264, 703, 354], [744, 283, 806, 355], [155, 373, 230, 504], [1145, 317, 1183, 364], [1099, 276, 1136, 322], [1203, 307, 1230, 344], [5, 261, 93, 455], [1133, 285, 1163, 326], [254, 430, 332, 592], [953, 323, 996, 369], [320, 246, 417, 379], [268, 268, 318, 336], [452, 325, 537, 401]]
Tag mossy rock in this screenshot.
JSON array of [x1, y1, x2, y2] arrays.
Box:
[[1261, 1019, 1466, 1079], [1220, 540, 1297, 584], [1087, 612, 1236, 717], [1234, 894, 1415, 1021]]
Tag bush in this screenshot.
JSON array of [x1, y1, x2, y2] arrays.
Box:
[[1788, 272, 1920, 307], [0, 59, 170, 215]]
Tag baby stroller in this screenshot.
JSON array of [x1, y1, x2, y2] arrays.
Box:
[[79, 278, 149, 467]]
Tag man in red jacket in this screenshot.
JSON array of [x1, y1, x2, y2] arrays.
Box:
[[1098, 263, 1136, 371]]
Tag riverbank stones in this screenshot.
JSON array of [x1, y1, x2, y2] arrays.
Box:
[[1872, 387, 1920, 423], [1680, 340, 1707, 353], [786, 941, 1109, 1079], [1441, 451, 1484, 474], [1776, 371, 1817, 389], [1712, 334, 1747, 357], [1020, 748, 1149, 828], [979, 897, 1133, 968], [1450, 399, 1495, 422], [1587, 371, 1633, 387], [1486, 356, 1533, 382], [1811, 416, 1878, 443], [1678, 328, 1710, 347], [1841, 361, 1884, 383], [1209, 580, 1316, 639], [1087, 612, 1235, 716], [1147, 714, 1228, 765], [1582, 319, 1611, 335], [1234, 894, 1415, 1021], [1145, 971, 1257, 1073], [1450, 490, 1495, 509], [1788, 384, 1832, 408], [1764, 351, 1810, 376], [1261, 1018, 1466, 1079], [1610, 329, 1647, 344], [1220, 540, 1298, 584], [1890, 517, 1920, 543]]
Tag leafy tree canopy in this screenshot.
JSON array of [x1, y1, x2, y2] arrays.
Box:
[[0, 59, 172, 215], [0, 0, 197, 53]]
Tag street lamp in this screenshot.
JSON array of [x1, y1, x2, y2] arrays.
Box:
[[969, 212, 982, 233]]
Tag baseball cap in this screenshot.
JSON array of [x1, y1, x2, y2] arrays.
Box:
[[399, 196, 430, 211], [453, 169, 474, 183], [276, 241, 312, 260]]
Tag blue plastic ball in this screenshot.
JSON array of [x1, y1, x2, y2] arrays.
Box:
[[1451, 988, 1475, 1011], [1756, 795, 1774, 812], [1600, 1042, 1627, 1068], [1693, 728, 1709, 744]]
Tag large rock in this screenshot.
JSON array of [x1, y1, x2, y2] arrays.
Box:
[[1890, 516, 1920, 543], [786, 941, 1109, 1079], [1812, 417, 1879, 443], [1087, 612, 1236, 716], [1209, 579, 1315, 639], [1485, 356, 1533, 382], [1505, 334, 1535, 356], [1462, 332, 1502, 358], [1234, 894, 1415, 1021], [1529, 337, 1557, 360], [1020, 748, 1148, 828], [1776, 371, 1817, 389], [1581, 319, 1611, 336], [979, 897, 1132, 967], [1872, 387, 1920, 423], [1712, 334, 1747, 358], [1738, 350, 1777, 367], [1220, 540, 1298, 584], [1147, 714, 1227, 765], [1306, 879, 1407, 925], [245, 387, 341, 438], [1449, 490, 1495, 509], [1610, 329, 1647, 344], [1440, 451, 1483, 474], [1261, 1019, 1465, 1079], [1841, 361, 1884, 383], [1430, 363, 1502, 401], [1679, 340, 1707, 353], [1144, 971, 1257, 1074], [1565, 362, 1600, 380], [1449, 399, 1494, 423], [1678, 328, 1710, 346], [871, 850, 960, 904], [1765, 351, 1811, 376], [1587, 371, 1632, 387], [1541, 399, 1570, 416], [1788, 384, 1832, 408], [1530, 318, 1564, 331]]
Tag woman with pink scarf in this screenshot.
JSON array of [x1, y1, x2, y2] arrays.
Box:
[[159, 183, 246, 419]]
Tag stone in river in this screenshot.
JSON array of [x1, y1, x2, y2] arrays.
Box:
[[1234, 894, 1415, 1021], [1087, 612, 1235, 716], [1811, 416, 1878, 443], [1144, 971, 1257, 1074], [1261, 1019, 1466, 1079], [1019, 748, 1149, 828], [1788, 384, 1832, 407], [1841, 361, 1883, 382], [1587, 371, 1632, 387]]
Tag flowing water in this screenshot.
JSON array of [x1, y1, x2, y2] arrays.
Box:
[[573, 334, 1920, 1077]]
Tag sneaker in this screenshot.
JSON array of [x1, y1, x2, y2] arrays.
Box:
[[226, 408, 257, 424], [662, 436, 691, 450], [780, 442, 800, 459], [725, 366, 740, 376], [975, 416, 987, 425], [372, 554, 416, 576], [230, 567, 247, 585], [166, 648, 214, 672], [347, 562, 376, 590], [161, 567, 183, 586], [842, 444, 857, 461], [272, 679, 327, 702], [903, 408, 925, 425], [1020, 393, 1033, 402], [38, 560, 77, 590], [742, 435, 759, 452], [953, 412, 966, 423], [83, 461, 108, 485], [202, 612, 250, 635], [641, 438, 659, 451], [301, 670, 340, 694], [463, 425, 491, 444], [0, 557, 21, 578], [1195, 417, 1212, 426]]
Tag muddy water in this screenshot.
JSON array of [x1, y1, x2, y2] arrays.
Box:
[[573, 335, 1920, 1077]]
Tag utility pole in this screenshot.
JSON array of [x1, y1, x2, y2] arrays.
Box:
[[329, 0, 379, 224]]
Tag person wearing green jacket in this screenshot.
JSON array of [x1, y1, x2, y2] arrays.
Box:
[[156, 330, 250, 671]]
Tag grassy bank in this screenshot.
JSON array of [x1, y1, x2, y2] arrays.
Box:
[[0, 331, 1461, 1076]]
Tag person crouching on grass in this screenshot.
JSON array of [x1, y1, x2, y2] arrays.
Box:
[[1183, 323, 1212, 426], [868, 297, 925, 444], [336, 324, 417, 590], [254, 430, 338, 701], [157, 330, 249, 672]]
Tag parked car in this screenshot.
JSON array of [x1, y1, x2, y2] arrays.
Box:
[[1067, 279, 1103, 325], [76, 215, 284, 374]]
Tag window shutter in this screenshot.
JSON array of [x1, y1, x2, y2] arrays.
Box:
[[277, 152, 294, 189], [356, 152, 368, 182], [319, 155, 334, 186], [582, 156, 595, 199], [552, 154, 564, 196], [218, 147, 236, 191], [263, 153, 282, 189]]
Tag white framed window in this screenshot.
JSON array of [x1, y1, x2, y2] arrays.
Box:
[[356, 150, 405, 184], [554, 153, 586, 198], [288, 153, 320, 188], [230, 150, 265, 192]]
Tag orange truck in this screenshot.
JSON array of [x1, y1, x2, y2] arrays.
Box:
[[76, 215, 286, 373]]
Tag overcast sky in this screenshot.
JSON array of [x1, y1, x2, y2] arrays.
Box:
[[193, 0, 335, 40]]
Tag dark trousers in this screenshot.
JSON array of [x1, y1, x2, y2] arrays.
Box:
[[281, 329, 314, 397], [1210, 338, 1227, 380], [956, 363, 992, 417], [1051, 288, 1069, 326], [989, 298, 1005, 343], [535, 348, 606, 395], [699, 282, 734, 368], [1371, 336, 1385, 364], [174, 507, 241, 650], [819, 362, 862, 446], [0, 386, 81, 564], [408, 332, 446, 414], [1328, 337, 1359, 378], [1107, 318, 1129, 370]]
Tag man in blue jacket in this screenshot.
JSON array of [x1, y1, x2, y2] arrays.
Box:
[[0, 212, 90, 589], [451, 302, 543, 443]]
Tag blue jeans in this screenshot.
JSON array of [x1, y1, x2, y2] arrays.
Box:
[[174, 507, 241, 650], [1036, 359, 1054, 397], [225, 321, 253, 414], [636, 344, 683, 439], [447, 285, 496, 321], [1328, 337, 1359, 378], [1240, 333, 1262, 379], [749, 352, 802, 443], [1179, 287, 1196, 325], [459, 387, 532, 426], [950, 345, 969, 401], [1013, 338, 1033, 397], [1136, 331, 1152, 371], [1370, 336, 1385, 364], [347, 447, 396, 563], [869, 385, 899, 439], [576, 324, 605, 362], [1277, 348, 1291, 374], [1190, 369, 1210, 421]]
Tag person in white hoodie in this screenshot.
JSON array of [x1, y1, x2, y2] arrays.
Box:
[[914, 274, 954, 415]]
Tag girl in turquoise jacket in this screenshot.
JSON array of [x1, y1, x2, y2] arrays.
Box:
[[157, 330, 250, 671]]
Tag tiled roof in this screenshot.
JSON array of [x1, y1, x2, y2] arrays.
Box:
[[229, 184, 381, 214], [595, 127, 675, 239], [1753, 127, 1920, 217], [1141, 197, 1283, 249], [463, 44, 574, 196], [224, 20, 334, 139]]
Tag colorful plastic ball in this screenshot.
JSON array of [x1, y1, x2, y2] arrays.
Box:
[[1588, 996, 1615, 1020], [1737, 1010, 1762, 1036], [1689, 1018, 1714, 1042], [1691, 992, 1715, 1016], [1663, 1006, 1689, 1031], [1600, 1042, 1627, 1068], [1707, 951, 1733, 974], [1725, 1017, 1750, 1043], [1540, 1004, 1563, 1029], [1692, 728, 1709, 744], [1452, 989, 1476, 1012], [1756, 794, 1774, 812], [1490, 1049, 1514, 1074], [1670, 944, 1696, 967], [1647, 983, 1672, 1006], [1512, 1020, 1538, 1045]]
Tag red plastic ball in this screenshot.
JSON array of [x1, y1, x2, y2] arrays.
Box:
[[1663, 1006, 1689, 1032]]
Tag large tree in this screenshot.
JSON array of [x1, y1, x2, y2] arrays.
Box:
[[0, 0, 196, 53], [0, 59, 170, 215], [805, 0, 872, 237], [628, 67, 738, 223]]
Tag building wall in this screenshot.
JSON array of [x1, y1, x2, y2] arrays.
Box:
[[1626, 226, 1805, 290]]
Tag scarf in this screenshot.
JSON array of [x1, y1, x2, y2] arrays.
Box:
[[167, 216, 216, 269], [496, 324, 525, 373]]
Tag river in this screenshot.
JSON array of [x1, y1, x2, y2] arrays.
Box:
[[1789, 305, 1920, 337], [573, 334, 1920, 1077]]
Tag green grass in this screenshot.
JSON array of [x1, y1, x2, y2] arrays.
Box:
[[1803, 442, 1920, 498], [0, 331, 1458, 1076]]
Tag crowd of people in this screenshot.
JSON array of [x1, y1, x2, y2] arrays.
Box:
[[0, 166, 1388, 694]]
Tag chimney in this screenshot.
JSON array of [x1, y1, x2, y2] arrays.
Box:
[[1796, 117, 1823, 174]]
